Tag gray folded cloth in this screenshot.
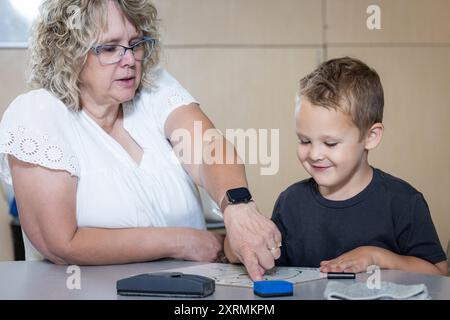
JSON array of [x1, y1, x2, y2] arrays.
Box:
[[324, 281, 430, 300]]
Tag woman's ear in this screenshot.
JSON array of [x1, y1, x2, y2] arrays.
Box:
[[364, 123, 384, 150]]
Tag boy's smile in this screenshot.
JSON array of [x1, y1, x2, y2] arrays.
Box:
[[295, 98, 374, 201]]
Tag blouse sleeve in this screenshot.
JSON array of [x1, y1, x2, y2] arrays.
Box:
[[0, 89, 80, 185], [138, 67, 199, 134]]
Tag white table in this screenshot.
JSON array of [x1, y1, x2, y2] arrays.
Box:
[[1, 260, 449, 299]]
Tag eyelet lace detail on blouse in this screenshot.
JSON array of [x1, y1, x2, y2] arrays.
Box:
[[0, 125, 80, 180], [167, 89, 189, 108]]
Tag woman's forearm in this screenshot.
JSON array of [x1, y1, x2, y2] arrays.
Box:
[[56, 227, 187, 265], [165, 106, 281, 279], [166, 105, 249, 206], [198, 136, 248, 206]]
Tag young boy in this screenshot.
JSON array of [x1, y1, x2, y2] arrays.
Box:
[[269, 57, 448, 275]]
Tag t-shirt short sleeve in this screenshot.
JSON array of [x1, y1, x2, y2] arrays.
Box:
[[137, 67, 199, 135], [0, 89, 80, 185], [394, 193, 447, 264]]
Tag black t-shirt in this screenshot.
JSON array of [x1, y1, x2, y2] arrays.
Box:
[[271, 168, 446, 267]]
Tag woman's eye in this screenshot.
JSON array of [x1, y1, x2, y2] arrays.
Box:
[[101, 46, 118, 53], [298, 140, 310, 145], [325, 142, 338, 147]]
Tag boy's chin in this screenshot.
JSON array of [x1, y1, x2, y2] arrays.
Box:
[[309, 173, 336, 188], [313, 178, 334, 188]]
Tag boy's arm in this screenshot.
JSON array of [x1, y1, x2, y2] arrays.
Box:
[[320, 246, 448, 276], [377, 248, 448, 276]]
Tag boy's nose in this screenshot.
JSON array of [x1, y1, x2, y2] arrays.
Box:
[[309, 146, 324, 162]]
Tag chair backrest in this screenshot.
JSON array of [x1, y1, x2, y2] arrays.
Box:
[[447, 239, 450, 272], [197, 187, 224, 229]]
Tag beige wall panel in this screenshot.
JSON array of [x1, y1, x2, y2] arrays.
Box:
[[329, 47, 450, 248], [153, 0, 323, 45], [327, 0, 450, 44], [0, 203, 13, 261], [162, 48, 321, 216], [0, 50, 29, 114], [0, 49, 28, 260]]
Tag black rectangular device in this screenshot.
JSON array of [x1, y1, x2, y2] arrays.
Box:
[[327, 272, 356, 280], [116, 272, 215, 298]]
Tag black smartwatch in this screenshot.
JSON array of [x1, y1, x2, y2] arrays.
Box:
[[220, 187, 253, 214]]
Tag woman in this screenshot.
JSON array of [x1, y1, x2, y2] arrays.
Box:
[[0, 0, 280, 280]]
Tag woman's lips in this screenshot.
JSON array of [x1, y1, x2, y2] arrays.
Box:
[[116, 77, 136, 87]]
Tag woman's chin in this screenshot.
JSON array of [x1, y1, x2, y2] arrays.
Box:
[[114, 91, 137, 104]]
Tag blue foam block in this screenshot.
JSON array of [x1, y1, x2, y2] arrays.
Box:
[[253, 280, 294, 297]]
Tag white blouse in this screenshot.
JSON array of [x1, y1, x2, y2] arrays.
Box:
[[0, 68, 208, 260]]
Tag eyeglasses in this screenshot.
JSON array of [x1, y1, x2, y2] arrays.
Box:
[[91, 36, 157, 65]]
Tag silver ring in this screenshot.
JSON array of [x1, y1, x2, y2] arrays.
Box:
[[268, 242, 282, 251]]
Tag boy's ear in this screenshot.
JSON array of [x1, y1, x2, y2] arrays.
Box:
[[364, 123, 384, 150]]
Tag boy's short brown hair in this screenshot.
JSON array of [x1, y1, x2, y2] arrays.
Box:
[[298, 57, 384, 139]]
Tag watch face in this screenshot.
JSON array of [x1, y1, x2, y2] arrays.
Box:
[[227, 187, 252, 203]]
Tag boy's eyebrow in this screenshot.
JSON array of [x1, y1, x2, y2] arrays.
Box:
[[319, 135, 341, 141], [296, 132, 341, 141]]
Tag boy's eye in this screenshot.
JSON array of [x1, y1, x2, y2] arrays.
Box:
[[325, 142, 338, 147], [298, 139, 310, 145]]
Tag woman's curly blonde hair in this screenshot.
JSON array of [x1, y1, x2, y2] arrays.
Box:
[[28, 0, 161, 111]]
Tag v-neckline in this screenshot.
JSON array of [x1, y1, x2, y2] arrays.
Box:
[[80, 105, 144, 168]]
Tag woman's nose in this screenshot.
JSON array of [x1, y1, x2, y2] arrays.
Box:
[[120, 48, 136, 66]]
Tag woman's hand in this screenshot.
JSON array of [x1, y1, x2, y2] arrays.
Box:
[[224, 202, 282, 280], [319, 246, 382, 273], [177, 229, 224, 262]]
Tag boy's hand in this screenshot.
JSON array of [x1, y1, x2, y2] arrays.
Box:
[[319, 246, 382, 273]]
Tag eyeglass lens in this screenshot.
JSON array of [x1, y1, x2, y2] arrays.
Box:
[[97, 40, 154, 64]]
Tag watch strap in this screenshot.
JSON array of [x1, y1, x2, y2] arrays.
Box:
[[220, 193, 230, 214]]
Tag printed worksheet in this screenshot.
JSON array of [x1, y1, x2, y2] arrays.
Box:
[[166, 263, 327, 287]]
